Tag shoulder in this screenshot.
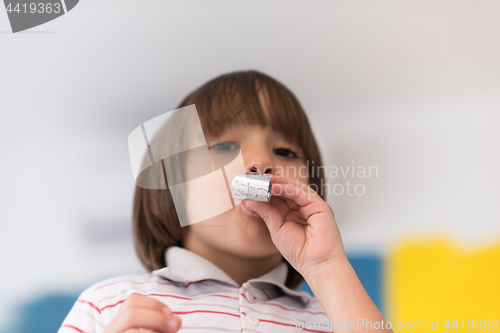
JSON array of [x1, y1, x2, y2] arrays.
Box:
[[89, 273, 172, 295], [76, 273, 178, 323], [87, 272, 179, 307], [59, 273, 173, 333]]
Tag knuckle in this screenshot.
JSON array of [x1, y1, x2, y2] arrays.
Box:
[[118, 301, 132, 314], [121, 296, 138, 311], [127, 294, 143, 303], [149, 314, 166, 330], [122, 309, 139, 327], [173, 315, 182, 330]]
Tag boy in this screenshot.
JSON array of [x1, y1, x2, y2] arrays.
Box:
[[59, 70, 391, 333]]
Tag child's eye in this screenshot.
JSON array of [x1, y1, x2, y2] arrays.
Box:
[[273, 147, 298, 159], [209, 141, 239, 152]]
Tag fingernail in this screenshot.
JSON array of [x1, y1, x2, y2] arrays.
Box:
[[168, 318, 178, 330], [163, 306, 171, 315]]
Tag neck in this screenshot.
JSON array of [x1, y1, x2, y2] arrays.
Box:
[[184, 240, 283, 286]]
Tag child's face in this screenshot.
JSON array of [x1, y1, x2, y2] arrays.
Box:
[[183, 123, 308, 260]]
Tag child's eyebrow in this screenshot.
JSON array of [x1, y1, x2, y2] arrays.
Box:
[[274, 134, 302, 150]]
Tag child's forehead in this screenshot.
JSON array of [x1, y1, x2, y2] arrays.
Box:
[[196, 84, 307, 150], [207, 123, 264, 135], [206, 123, 294, 142]]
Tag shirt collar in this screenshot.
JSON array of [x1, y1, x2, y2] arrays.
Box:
[[157, 245, 241, 286], [151, 246, 310, 304]]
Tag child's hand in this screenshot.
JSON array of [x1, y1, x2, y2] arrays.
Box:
[[246, 175, 393, 333], [103, 295, 181, 333], [244, 175, 347, 279]]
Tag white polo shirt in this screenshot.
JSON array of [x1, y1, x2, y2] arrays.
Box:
[[58, 246, 333, 333]]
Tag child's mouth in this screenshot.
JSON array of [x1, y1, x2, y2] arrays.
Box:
[[239, 201, 262, 219]]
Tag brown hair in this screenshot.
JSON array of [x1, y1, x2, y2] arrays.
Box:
[[133, 70, 325, 289]]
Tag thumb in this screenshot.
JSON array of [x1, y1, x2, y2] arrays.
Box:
[[243, 200, 284, 239]]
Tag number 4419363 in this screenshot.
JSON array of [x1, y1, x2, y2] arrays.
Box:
[[444, 319, 498, 329], [5, 2, 62, 14]]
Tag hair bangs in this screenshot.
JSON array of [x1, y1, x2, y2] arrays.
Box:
[[177, 71, 311, 156], [257, 76, 310, 154]]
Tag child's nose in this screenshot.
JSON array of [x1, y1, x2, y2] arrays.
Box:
[[249, 166, 272, 174], [245, 152, 275, 175]]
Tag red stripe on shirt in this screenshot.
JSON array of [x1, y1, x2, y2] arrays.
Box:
[[183, 279, 208, 287], [241, 292, 250, 302], [264, 302, 326, 316], [261, 289, 272, 300], [242, 312, 330, 333], [61, 324, 89, 333], [76, 299, 101, 314], [101, 292, 238, 311], [94, 278, 209, 291], [148, 293, 237, 300], [94, 279, 171, 291], [174, 309, 240, 318]]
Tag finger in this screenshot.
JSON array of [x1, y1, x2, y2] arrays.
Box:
[[271, 183, 330, 221], [268, 174, 302, 184], [243, 200, 285, 239], [284, 210, 308, 225], [112, 308, 181, 333], [270, 192, 300, 212], [264, 197, 305, 225], [119, 294, 172, 316], [269, 175, 319, 204], [271, 182, 319, 207], [269, 174, 312, 188], [269, 196, 293, 217], [285, 198, 300, 210], [273, 178, 318, 197], [166, 313, 181, 333]]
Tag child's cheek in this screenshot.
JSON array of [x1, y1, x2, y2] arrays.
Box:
[[181, 169, 234, 227], [275, 162, 309, 184]]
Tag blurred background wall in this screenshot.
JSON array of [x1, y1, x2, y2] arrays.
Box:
[[1, 1, 499, 332]]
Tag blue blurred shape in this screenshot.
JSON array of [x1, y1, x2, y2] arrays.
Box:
[[13, 293, 79, 333]]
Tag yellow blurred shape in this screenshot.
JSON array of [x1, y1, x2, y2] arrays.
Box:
[[386, 238, 500, 332]]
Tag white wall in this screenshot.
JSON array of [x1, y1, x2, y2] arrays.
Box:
[[1, 0, 500, 328]]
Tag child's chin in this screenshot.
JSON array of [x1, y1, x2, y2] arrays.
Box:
[[237, 227, 275, 250]]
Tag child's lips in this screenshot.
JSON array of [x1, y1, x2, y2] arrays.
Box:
[[240, 200, 261, 218]]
